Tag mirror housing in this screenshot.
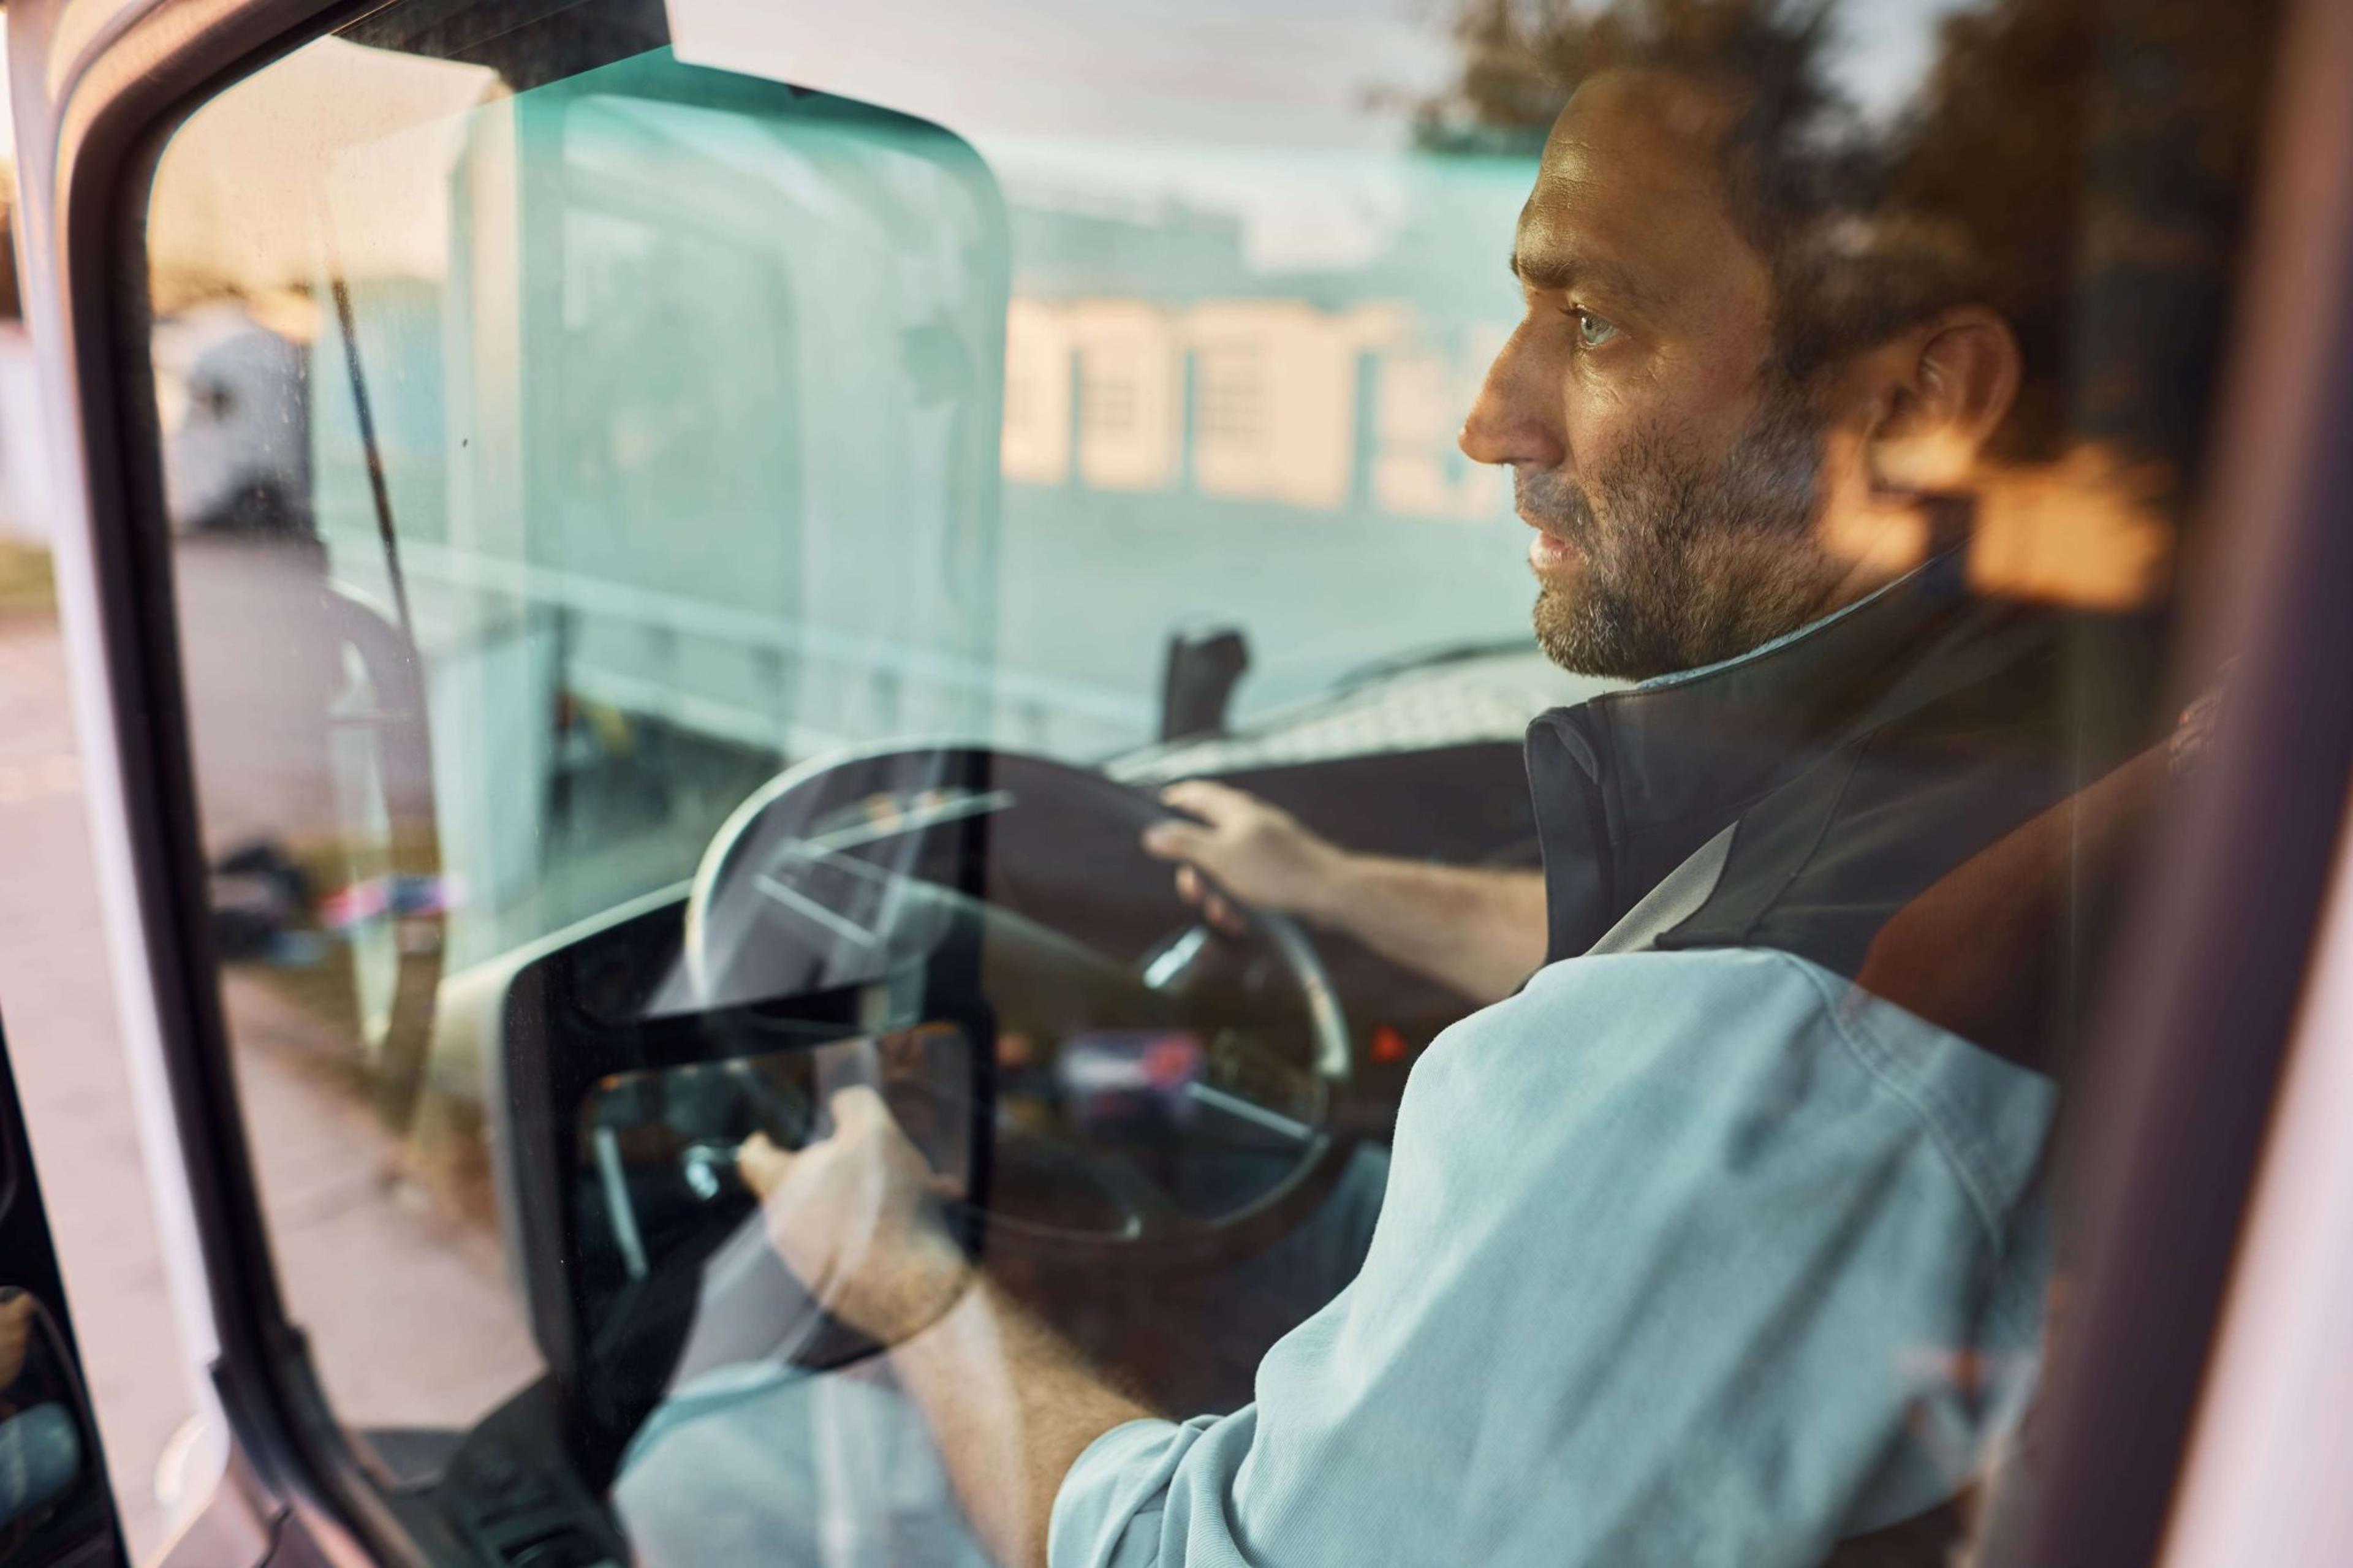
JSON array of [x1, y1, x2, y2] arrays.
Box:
[[1159, 624, 1251, 742]]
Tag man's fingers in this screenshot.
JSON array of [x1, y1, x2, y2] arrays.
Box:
[[1140, 818, 1211, 863], [1158, 779, 1248, 822], [827, 1084, 891, 1131], [1146, 782, 1267, 920], [737, 1131, 793, 1199]]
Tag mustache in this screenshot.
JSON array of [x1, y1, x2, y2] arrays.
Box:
[[1514, 468, 1600, 545]]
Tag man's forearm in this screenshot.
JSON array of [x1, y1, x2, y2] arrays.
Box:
[[1304, 858, 1547, 1004], [889, 1275, 1153, 1568]]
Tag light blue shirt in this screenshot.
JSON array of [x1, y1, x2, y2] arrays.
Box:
[[1049, 947, 2053, 1567]]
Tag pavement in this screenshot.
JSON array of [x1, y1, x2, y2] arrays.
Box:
[[0, 607, 534, 1564]]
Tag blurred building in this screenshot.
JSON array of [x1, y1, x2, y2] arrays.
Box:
[[151, 48, 1555, 963]]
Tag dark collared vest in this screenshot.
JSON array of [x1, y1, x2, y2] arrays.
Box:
[[1524, 558, 2168, 1079]]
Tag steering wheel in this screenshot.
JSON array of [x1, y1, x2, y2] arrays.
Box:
[[677, 743, 1358, 1269]]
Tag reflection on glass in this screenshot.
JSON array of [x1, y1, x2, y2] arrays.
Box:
[[577, 1027, 972, 1317], [137, 0, 2289, 1563]]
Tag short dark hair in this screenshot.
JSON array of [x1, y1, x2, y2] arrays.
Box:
[[1669, 8, 2075, 460], [1658, 0, 2278, 471], [1599, 4, 2063, 452], [1425, 0, 2279, 469]]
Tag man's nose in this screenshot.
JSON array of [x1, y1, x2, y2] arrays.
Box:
[[1458, 325, 1566, 470]]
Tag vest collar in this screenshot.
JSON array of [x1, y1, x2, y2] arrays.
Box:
[[1524, 556, 1987, 960]]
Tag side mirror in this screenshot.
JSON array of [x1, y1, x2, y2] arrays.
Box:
[[1159, 624, 1251, 742], [575, 1020, 983, 1376], [497, 882, 991, 1483]]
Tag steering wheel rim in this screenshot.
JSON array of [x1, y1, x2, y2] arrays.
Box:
[[679, 741, 1357, 1265]]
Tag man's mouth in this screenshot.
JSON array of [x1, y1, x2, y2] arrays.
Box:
[[1525, 523, 1579, 574], [1515, 471, 1592, 576]]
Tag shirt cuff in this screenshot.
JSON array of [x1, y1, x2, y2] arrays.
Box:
[[1047, 1415, 1214, 1568]]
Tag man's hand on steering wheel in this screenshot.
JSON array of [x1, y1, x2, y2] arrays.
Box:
[[692, 746, 1357, 1274], [1142, 773, 1549, 1006], [1142, 780, 1354, 936], [739, 1087, 972, 1344]]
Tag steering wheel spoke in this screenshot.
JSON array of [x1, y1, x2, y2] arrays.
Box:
[[1083, 1148, 1192, 1240], [1135, 920, 1217, 994]]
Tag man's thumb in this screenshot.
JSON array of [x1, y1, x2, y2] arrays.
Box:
[[737, 1131, 793, 1198], [828, 1084, 891, 1130]]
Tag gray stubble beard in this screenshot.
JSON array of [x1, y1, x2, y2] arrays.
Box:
[[1522, 377, 1850, 682]]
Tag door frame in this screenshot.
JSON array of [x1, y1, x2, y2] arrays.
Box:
[[12, 1, 460, 1562]]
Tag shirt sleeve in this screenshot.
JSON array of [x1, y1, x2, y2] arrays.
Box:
[[1047, 949, 2055, 1568]]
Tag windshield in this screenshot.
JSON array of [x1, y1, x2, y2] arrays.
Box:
[[134, 1, 2289, 1564]]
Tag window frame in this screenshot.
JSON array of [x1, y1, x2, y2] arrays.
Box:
[[28, 2, 626, 1561], [2009, 0, 2353, 1561], [13, 0, 2353, 1562]]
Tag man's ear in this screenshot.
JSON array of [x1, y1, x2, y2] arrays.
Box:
[[1861, 306, 2022, 490]]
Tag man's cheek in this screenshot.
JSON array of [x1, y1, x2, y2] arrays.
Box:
[[1559, 401, 1654, 510]]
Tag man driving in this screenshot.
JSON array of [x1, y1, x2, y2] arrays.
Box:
[[1142, 779, 1547, 1005], [624, 39, 2171, 1568]]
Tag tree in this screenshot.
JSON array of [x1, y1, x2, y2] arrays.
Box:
[[1409, 0, 1844, 156]]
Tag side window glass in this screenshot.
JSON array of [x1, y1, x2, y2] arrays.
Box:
[[137, 1, 2286, 1565]]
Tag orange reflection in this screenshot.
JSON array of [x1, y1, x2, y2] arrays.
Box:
[[1819, 443, 2178, 612]]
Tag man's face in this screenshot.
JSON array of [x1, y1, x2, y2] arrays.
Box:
[[1460, 70, 1853, 681]]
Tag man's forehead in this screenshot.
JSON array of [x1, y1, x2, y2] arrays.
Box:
[[1544, 67, 1738, 176], [1512, 68, 1754, 306], [1535, 69, 1736, 218]]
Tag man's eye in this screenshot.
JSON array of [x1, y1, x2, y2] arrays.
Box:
[[1574, 310, 1619, 349]]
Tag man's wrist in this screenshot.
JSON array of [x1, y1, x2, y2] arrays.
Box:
[[1293, 842, 1363, 928], [851, 1233, 975, 1344]]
